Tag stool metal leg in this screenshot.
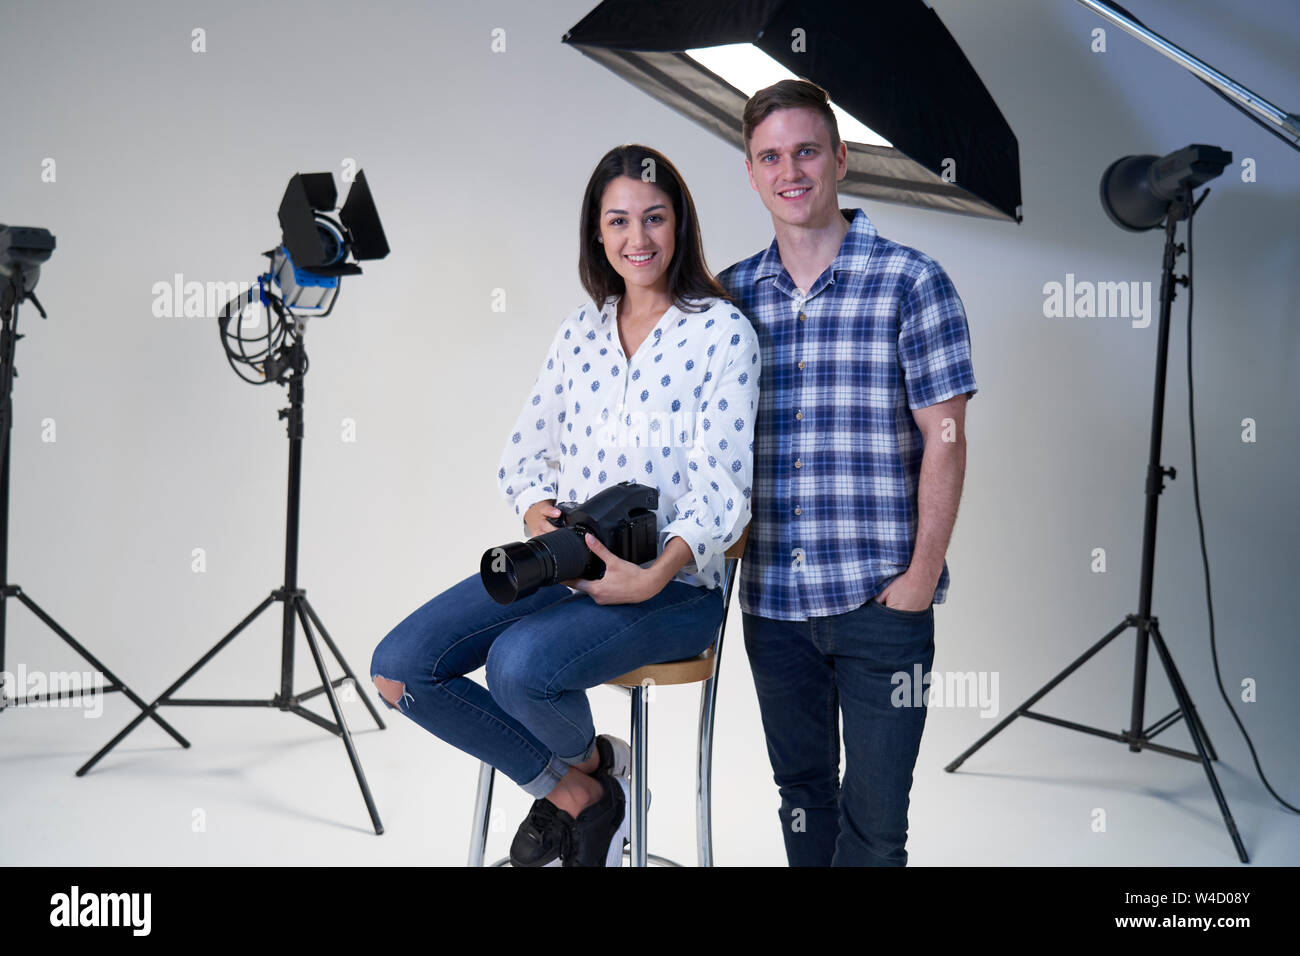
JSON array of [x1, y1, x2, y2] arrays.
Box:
[[468, 760, 495, 867], [696, 672, 719, 867], [696, 556, 737, 866], [629, 684, 649, 867]]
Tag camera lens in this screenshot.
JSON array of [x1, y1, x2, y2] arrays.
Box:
[[480, 527, 591, 604]]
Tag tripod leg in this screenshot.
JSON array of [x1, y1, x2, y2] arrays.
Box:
[[10, 590, 190, 745], [946, 617, 1132, 771], [293, 598, 384, 835], [299, 596, 385, 730], [1156, 636, 1220, 761], [78, 593, 276, 776], [1187, 703, 1219, 762], [1148, 623, 1248, 863], [288, 704, 344, 735]]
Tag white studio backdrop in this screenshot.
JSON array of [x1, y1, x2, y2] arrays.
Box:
[[0, 0, 1296, 865]]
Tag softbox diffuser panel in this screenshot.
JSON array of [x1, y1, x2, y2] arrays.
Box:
[[563, 0, 1022, 222]]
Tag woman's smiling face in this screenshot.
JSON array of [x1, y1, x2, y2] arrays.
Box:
[[598, 176, 676, 296]]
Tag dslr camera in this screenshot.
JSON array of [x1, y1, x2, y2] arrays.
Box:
[[481, 481, 659, 604]]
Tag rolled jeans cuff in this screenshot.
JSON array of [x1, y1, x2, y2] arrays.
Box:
[[557, 734, 596, 768], [520, 752, 572, 800]]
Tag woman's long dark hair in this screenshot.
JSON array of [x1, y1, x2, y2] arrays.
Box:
[[578, 144, 730, 314]]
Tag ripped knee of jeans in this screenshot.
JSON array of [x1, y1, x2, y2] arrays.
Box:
[[372, 674, 413, 712]]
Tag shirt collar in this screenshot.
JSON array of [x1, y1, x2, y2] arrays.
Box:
[[596, 295, 682, 324], [755, 207, 878, 282]]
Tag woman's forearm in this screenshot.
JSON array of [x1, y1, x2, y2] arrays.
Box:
[[649, 535, 694, 591]]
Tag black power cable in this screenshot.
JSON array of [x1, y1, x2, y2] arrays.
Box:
[[1185, 188, 1299, 815]]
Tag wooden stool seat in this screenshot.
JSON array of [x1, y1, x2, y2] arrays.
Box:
[[608, 647, 715, 688]]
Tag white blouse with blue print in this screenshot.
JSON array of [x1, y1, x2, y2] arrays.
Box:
[[497, 295, 761, 591]]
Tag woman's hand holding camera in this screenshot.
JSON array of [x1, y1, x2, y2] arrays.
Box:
[[523, 499, 564, 538], [521, 499, 670, 605], [564, 533, 663, 606]]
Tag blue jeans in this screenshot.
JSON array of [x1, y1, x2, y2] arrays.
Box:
[[370, 572, 723, 799], [742, 597, 936, 866]]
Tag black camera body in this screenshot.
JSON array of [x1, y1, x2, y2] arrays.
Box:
[[480, 481, 659, 605]]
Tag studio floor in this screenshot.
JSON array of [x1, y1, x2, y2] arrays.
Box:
[[3, 670, 1294, 867]]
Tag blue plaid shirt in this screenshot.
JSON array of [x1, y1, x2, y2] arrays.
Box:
[[718, 208, 978, 621]]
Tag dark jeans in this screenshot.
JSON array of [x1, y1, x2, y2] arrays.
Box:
[[743, 597, 935, 866], [371, 572, 723, 799]]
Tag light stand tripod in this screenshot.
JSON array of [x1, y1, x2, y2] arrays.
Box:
[[0, 275, 184, 736], [81, 325, 387, 835], [945, 186, 1249, 863]]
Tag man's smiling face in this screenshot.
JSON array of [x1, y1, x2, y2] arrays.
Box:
[[746, 107, 847, 228]]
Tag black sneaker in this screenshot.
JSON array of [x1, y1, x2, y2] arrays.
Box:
[[509, 798, 569, 867], [562, 770, 628, 867], [508, 737, 627, 868]]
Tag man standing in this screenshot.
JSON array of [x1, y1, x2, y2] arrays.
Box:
[[718, 79, 978, 866]]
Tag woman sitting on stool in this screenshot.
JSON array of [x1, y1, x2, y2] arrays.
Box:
[[370, 143, 759, 867]]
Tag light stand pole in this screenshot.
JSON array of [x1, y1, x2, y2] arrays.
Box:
[[81, 323, 386, 835], [946, 186, 1249, 864], [0, 272, 184, 740]]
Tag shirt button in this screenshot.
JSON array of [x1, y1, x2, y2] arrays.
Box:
[[794, 506, 802, 515], [797, 360, 805, 370], [795, 410, 803, 420], [794, 459, 802, 469], [798, 312, 807, 321]]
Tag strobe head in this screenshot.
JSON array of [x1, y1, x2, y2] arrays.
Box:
[[1099, 144, 1231, 231], [480, 482, 661, 604], [272, 170, 390, 312], [0, 225, 56, 314]]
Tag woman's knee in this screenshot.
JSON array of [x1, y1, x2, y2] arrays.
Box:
[[370, 637, 416, 710], [372, 675, 406, 707], [484, 628, 547, 707]]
